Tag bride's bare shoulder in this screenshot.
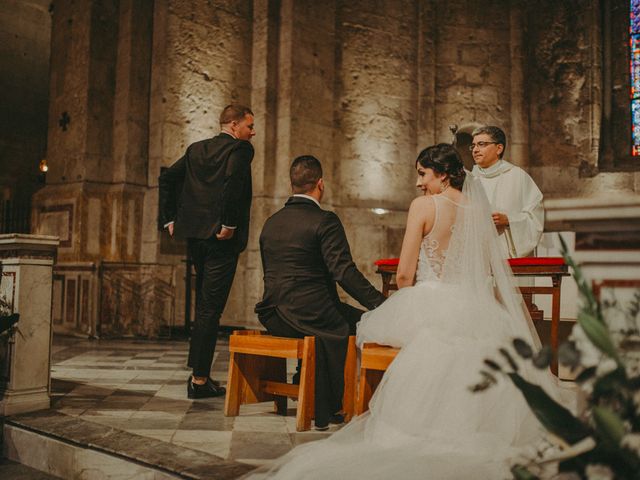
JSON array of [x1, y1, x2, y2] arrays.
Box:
[[410, 195, 435, 208], [408, 195, 435, 217]]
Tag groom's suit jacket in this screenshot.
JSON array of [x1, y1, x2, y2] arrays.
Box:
[[255, 196, 385, 334]]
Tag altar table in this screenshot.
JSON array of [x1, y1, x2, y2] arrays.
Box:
[[374, 257, 570, 375]]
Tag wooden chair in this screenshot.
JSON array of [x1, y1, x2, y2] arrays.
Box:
[[356, 342, 399, 415], [224, 330, 357, 431]]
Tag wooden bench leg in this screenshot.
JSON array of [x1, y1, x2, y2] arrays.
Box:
[[224, 350, 242, 417], [224, 329, 267, 416], [296, 336, 315, 431], [356, 368, 384, 415], [342, 336, 357, 422]]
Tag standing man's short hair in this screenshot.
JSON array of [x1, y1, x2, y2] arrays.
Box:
[[290, 155, 323, 194], [471, 126, 507, 159], [219, 104, 254, 126]]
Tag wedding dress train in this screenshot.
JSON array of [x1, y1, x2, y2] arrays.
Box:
[[247, 176, 559, 480]]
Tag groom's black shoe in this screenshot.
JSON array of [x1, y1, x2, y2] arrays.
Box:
[[314, 413, 345, 431], [187, 376, 226, 399]]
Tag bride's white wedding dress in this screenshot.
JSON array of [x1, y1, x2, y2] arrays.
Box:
[[247, 176, 559, 480]]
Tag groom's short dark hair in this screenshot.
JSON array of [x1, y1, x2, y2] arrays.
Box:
[[290, 155, 323, 194]]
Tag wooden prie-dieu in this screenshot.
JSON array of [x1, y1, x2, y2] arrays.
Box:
[[373, 257, 570, 376]]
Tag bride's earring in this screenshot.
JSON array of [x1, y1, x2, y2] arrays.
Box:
[[440, 178, 449, 193]]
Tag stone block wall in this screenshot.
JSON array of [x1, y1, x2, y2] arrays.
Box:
[[0, 0, 50, 203], [0, 0, 637, 335]]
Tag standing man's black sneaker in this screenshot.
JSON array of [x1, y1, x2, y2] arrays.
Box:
[[187, 376, 226, 399], [186, 376, 222, 387]]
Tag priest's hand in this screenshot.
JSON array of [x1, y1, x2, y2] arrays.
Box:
[[167, 222, 174, 237], [491, 212, 509, 234]]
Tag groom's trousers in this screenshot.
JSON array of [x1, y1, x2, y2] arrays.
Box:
[[259, 304, 363, 427]]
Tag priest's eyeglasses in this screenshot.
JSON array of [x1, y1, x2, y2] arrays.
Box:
[[469, 141, 498, 151]]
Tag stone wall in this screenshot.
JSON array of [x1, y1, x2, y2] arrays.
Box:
[[0, 0, 50, 201], [526, 0, 640, 198], [0, 0, 637, 336]]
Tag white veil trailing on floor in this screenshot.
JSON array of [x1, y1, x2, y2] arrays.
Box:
[[244, 171, 559, 480]]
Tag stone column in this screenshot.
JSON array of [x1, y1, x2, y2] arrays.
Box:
[[509, 3, 529, 168], [329, 0, 418, 283], [0, 234, 58, 415]]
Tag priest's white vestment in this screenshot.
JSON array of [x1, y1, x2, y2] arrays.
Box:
[[471, 160, 544, 258]]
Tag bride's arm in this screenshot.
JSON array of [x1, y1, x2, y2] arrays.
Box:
[[396, 197, 431, 288]]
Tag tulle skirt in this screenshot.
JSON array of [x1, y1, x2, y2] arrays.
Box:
[[246, 280, 554, 480]]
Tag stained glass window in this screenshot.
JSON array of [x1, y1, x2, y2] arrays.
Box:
[[631, 0, 640, 155]]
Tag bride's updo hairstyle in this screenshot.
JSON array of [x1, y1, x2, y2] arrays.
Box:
[[415, 143, 466, 191]]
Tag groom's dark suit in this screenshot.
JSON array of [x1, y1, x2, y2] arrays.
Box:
[[255, 196, 385, 426], [159, 133, 254, 378]]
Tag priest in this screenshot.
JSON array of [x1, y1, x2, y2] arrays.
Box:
[[470, 126, 544, 258]]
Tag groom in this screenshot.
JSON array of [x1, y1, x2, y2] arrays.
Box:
[[255, 155, 386, 430]]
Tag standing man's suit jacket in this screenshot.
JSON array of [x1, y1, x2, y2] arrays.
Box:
[[158, 133, 254, 253], [255, 196, 386, 334]]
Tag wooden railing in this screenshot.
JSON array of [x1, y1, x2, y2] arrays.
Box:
[[0, 197, 31, 234]]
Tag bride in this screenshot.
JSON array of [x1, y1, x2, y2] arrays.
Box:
[[247, 144, 557, 479]]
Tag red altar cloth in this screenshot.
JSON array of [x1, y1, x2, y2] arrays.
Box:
[[374, 257, 566, 267]]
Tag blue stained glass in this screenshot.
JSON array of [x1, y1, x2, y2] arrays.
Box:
[[631, 35, 640, 98], [632, 100, 640, 155], [632, 0, 640, 33], [632, 1, 640, 154]]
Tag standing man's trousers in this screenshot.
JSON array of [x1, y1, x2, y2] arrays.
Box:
[[187, 237, 238, 377]]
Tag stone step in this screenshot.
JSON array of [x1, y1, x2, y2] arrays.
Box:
[[0, 458, 61, 479], [3, 411, 254, 479]]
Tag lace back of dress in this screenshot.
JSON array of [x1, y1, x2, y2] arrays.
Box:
[[416, 196, 458, 283]]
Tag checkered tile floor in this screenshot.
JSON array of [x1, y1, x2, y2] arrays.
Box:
[[50, 335, 333, 469]]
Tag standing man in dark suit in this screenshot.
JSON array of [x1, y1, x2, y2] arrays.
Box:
[[255, 155, 386, 430], [159, 104, 255, 399]]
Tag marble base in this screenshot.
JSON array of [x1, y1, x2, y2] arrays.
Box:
[[0, 386, 50, 416], [0, 234, 58, 416], [5, 409, 255, 479], [3, 424, 178, 480]]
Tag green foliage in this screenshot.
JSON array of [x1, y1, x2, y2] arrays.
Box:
[[511, 465, 540, 480], [592, 406, 625, 446], [577, 311, 621, 365], [507, 373, 590, 445], [471, 236, 640, 479]]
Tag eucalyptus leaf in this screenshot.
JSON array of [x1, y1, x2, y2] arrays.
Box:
[[592, 367, 626, 399], [484, 358, 502, 371], [510, 464, 540, 480], [559, 235, 598, 313], [558, 341, 581, 369], [574, 366, 597, 384], [508, 373, 591, 445], [592, 406, 625, 446], [532, 346, 552, 369], [499, 347, 519, 372], [577, 312, 621, 364], [513, 338, 533, 359]]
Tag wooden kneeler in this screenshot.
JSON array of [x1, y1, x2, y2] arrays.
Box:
[[356, 342, 399, 415], [224, 330, 357, 431]]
